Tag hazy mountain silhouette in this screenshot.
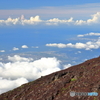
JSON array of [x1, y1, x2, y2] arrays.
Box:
[[0, 56, 100, 100]]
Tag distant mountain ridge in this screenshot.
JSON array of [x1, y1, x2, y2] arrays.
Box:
[[0, 56, 100, 100]]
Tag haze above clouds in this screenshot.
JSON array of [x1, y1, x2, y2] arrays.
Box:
[[1, 3, 100, 19]]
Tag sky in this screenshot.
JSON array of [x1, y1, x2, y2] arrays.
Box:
[[0, 1, 100, 94]]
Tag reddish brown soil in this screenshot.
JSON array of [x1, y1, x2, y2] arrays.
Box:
[[0, 56, 100, 100]]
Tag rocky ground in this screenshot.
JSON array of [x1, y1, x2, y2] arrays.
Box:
[[0, 56, 100, 100]]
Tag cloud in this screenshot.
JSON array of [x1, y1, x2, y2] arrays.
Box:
[[0, 50, 5, 52], [22, 15, 42, 25], [77, 32, 100, 37], [0, 15, 42, 26], [0, 56, 61, 81], [0, 55, 64, 81], [0, 55, 72, 94], [12, 47, 19, 51], [63, 64, 72, 69], [75, 12, 100, 25], [1, 12, 100, 26], [8, 55, 33, 62], [21, 45, 28, 48], [46, 43, 67, 48], [46, 38, 100, 50], [0, 77, 28, 94], [46, 17, 74, 25]]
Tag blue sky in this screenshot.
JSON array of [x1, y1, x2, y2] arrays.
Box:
[[0, 0, 100, 94], [1, 1, 100, 9]]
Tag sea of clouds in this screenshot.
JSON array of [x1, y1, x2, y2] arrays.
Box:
[[0, 55, 71, 94]]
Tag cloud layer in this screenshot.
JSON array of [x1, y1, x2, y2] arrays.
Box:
[[46, 38, 100, 50], [21, 45, 28, 48], [1, 12, 100, 26], [0, 56, 61, 80], [77, 32, 100, 37], [0, 55, 71, 94]]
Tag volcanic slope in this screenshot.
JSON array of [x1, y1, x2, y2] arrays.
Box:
[[0, 56, 100, 100]]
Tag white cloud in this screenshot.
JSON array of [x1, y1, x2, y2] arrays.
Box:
[[0, 15, 42, 26], [0, 77, 28, 94], [22, 15, 42, 25], [87, 12, 100, 23], [77, 32, 100, 37], [20, 15, 25, 20], [46, 12, 100, 25], [8, 55, 33, 62], [21, 45, 28, 48], [46, 17, 74, 25], [0, 55, 62, 81], [46, 38, 100, 50], [63, 64, 72, 69], [1, 12, 100, 26], [0, 50, 5, 52], [77, 35, 84, 37], [13, 47, 19, 51], [46, 43, 67, 48], [75, 12, 100, 25]]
